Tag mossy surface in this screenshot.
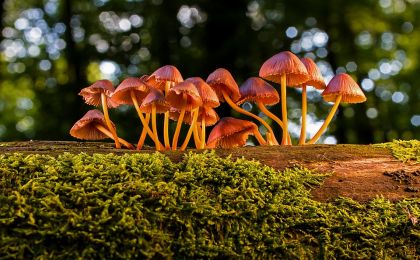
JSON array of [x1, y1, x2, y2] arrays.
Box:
[[374, 140, 420, 163], [0, 151, 419, 259]]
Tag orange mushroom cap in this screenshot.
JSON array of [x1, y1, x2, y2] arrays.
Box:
[[237, 77, 280, 106], [300, 58, 326, 90], [259, 51, 309, 86], [170, 107, 219, 126], [79, 80, 119, 108], [166, 81, 202, 111], [139, 88, 170, 113], [70, 110, 114, 140], [206, 68, 241, 103], [206, 117, 258, 148], [322, 73, 367, 103], [111, 77, 150, 106], [147, 65, 184, 90], [185, 77, 220, 108]]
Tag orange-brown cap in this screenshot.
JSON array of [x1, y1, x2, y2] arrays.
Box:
[[166, 81, 202, 111], [170, 107, 219, 126], [147, 65, 183, 90], [300, 58, 326, 90], [139, 88, 170, 113], [259, 51, 309, 86], [237, 77, 279, 106], [185, 77, 220, 108], [111, 77, 150, 106], [322, 73, 367, 103], [206, 117, 258, 148], [70, 110, 114, 140], [79, 80, 119, 108], [206, 68, 241, 103]]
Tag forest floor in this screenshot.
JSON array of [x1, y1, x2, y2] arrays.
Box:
[[1, 140, 419, 203]]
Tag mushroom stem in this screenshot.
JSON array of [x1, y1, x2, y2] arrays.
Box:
[[299, 85, 307, 145], [101, 93, 121, 148], [307, 95, 342, 144], [193, 124, 202, 148], [95, 124, 134, 149], [222, 91, 278, 145], [151, 104, 163, 151], [256, 101, 290, 145], [200, 117, 206, 149], [280, 74, 289, 146], [136, 113, 150, 150], [180, 108, 199, 151], [130, 90, 163, 148], [253, 128, 267, 146], [172, 95, 188, 150], [163, 81, 171, 150]]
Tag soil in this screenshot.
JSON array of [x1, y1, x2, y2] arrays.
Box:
[[1, 140, 419, 203]]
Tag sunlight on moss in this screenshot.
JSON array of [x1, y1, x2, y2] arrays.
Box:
[[0, 151, 419, 258], [374, 140, 420, 163]]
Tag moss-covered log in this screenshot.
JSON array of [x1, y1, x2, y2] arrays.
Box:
[[0, 140, 419, 258]]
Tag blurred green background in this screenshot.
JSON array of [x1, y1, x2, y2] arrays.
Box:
[[0, 0, 419, 144]]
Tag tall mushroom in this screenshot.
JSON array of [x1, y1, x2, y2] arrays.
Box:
[[139, 89, 168, 151], [207, 117, 266, 148], [206, 68, 278, 145], [147, 65, 183, 150], [299, 58, 326, 145], [166, 81, 202, 150], [259, 51, 309, 145], [307, 73, 366, 144], [70, 110, 133, 149], [237, 77, 286, 145], [185, 77, 220, 149], [111, 77, 155, 149], [79, 80, 121, 148]]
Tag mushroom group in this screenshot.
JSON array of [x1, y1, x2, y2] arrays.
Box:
[[70, 51, 366, 150]]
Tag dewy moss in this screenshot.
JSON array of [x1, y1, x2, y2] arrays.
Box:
[[0, 151, 419, 258], [374, 139, 420, 163]]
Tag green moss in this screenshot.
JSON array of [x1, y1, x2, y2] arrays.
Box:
[[0, 151, 419, 258], [374, 140, 420, 163]]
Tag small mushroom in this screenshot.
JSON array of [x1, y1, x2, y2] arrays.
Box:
[[147, 65, 183, 149], [166, 81, 202, 150], [207, 117, 266, 148], [70, 110, 133, 149], [307, 73, 366, 144], [206, 68, 278, 145], [185, 77, 220, 149], [79, 80, 121, 148], [139, 89, 169, 150], [299, 58, 326, 145], [259, 51, 309, 145], [237, 77, 285, 145], [111, 77, 155, 149]]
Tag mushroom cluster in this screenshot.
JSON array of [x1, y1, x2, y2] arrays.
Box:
[[70, 51, 366, 150]]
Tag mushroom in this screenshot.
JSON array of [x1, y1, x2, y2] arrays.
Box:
[[166, 81, 202, 150], [185, 77, 220, 149], [139, 88, 169, 150], [237, 77, 286, 145], [111, 77, 156, 149], [299, 58, 326, 145], [207, 117, 266, 148], [70, 110, 133, 149], [79, 79, 121, 148], [147, 65, 183, 149], [259, 51, 309, 145], [206, 68, 278, 145], [307, 73, 366, 144]]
